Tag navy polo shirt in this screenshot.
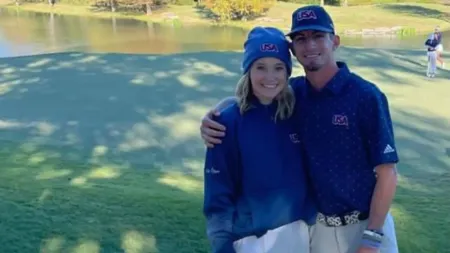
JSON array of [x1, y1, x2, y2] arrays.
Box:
[[291, 62, 399, 216]]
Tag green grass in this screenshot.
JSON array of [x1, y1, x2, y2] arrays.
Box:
[[1, 1, 449, 34], [0, 48, 449, 252]]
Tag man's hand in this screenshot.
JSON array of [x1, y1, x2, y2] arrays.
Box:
[[356, 246, 379, 253], [200, 109, 226, 148]]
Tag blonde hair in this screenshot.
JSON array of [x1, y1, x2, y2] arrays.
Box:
[[235, 73, 295, 121]]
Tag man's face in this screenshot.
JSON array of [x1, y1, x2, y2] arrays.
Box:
[[291, 30, 340, 72]]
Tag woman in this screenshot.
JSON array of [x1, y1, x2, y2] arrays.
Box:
[[434, 26, 445, 69], [203, 26, 316, 253]]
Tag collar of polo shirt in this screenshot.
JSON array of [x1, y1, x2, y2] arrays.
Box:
[[303, 62, 352, 96]]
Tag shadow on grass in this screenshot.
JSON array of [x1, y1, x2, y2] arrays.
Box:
[[0, 51, 242, 176], [0, 51, 242, 252], [378, 4, 450, 22], [338, 47, 450, 85], [0, 140, 208, 253]]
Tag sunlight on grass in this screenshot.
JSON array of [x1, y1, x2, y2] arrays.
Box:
[[32, 121, 58, 136], [37, 189, 52, 204], [183, 159, 204, 177], [177, 60, 238, 88], [1, 67, 16, 74], [87, 166, 121, 179], [27, 58, 54, 68], [177, 72, 199, 87], [36, 168, 72, 180], [118, 102, 209, 153], [121, 230, 158, 253], [0, 78, 22, 95], [92, 145, 108, 157], [28, 151, 48, 165], [149, 102, 209, 142], [118, 122, 160, 152], [157, 171, 202, 193], [70, 176, 88, 186], [40, 236, 65, 253], [390, 204, 416, 231], [78, 55, 100, 63], [0, 119, 27, 129], [397, 174, 432, 194], [48, 61, 75, 70], [72, 239, 100, 253]]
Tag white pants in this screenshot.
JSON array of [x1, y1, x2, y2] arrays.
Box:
[[427, 51, 437, 75], [233, 220, 310, 253], [310, 213, 398, 253]]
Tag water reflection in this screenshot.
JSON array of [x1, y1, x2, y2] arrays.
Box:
[[0, 8, 448, 58]]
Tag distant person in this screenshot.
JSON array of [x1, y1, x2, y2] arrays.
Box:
[[434, 26, 444, 69], [425, 33, 439, 78], [202, 26, 316, 253]]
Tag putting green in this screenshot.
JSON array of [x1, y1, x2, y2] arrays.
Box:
[[0, 48, 448, 252]]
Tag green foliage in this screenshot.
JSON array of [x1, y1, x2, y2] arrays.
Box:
[[277, 0, 319, 4], [204, 0, 276, 21], [396, 27, 416, 36], [346, 0, 441, 5], [58, 0, 94, 5], [169, 0, 194, 5], [278, 0, 442, 5]]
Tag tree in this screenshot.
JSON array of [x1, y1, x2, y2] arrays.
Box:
[[203, 0, 276, 21]]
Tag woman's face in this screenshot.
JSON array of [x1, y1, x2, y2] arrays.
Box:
[[249, 57, 288, 104]]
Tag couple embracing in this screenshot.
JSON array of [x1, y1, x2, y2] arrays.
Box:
[[200, 5, 399, 253]]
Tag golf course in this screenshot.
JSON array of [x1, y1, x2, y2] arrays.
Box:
[[0, 47, 449, 252], [0, 0, 450, 251]]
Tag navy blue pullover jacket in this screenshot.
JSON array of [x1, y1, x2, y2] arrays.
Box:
[[203, 99, 316, 253]]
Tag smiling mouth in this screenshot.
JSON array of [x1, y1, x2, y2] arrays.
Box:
[[262, 83, 277, 89], [305, 54, 320, 58]]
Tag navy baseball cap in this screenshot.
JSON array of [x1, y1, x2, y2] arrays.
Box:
[[286, 5, 335, 37]]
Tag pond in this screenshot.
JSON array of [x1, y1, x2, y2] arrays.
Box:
[[0, 8, 448, 58]]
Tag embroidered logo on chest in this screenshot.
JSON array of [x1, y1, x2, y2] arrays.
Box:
[[289, 133, 300, 143], [332, 114, 349, 127]]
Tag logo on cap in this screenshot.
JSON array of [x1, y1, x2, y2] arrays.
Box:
[[260, 43, 278, 52], [297, 10, 317, 21]]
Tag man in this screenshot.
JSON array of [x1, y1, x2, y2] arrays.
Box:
[[200, 5, 400, 253], [425, 32, 439, 78]]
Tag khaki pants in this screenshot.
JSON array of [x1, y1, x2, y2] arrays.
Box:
[[428, 51, 437, 75], [233, 220, 310, 253], [310, 213, 398, 253]]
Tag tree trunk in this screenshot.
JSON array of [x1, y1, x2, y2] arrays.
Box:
[[146, 2, 152, 15], [341, 0, 348, 7], [320, 0, 324, 6], [110, 0, 116, 12]]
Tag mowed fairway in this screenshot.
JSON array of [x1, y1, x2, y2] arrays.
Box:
[[0, 48, 448, 253]]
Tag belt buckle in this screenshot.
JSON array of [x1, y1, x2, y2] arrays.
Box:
[[317, 213, 343, 227], [344, 210, 362, 225], [317, 210, 363, 227]]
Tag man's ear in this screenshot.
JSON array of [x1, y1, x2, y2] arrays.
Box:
[[332, 34, 340, 51]]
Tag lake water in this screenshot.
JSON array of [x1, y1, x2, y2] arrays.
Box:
[[0, 8, 448, 58]]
